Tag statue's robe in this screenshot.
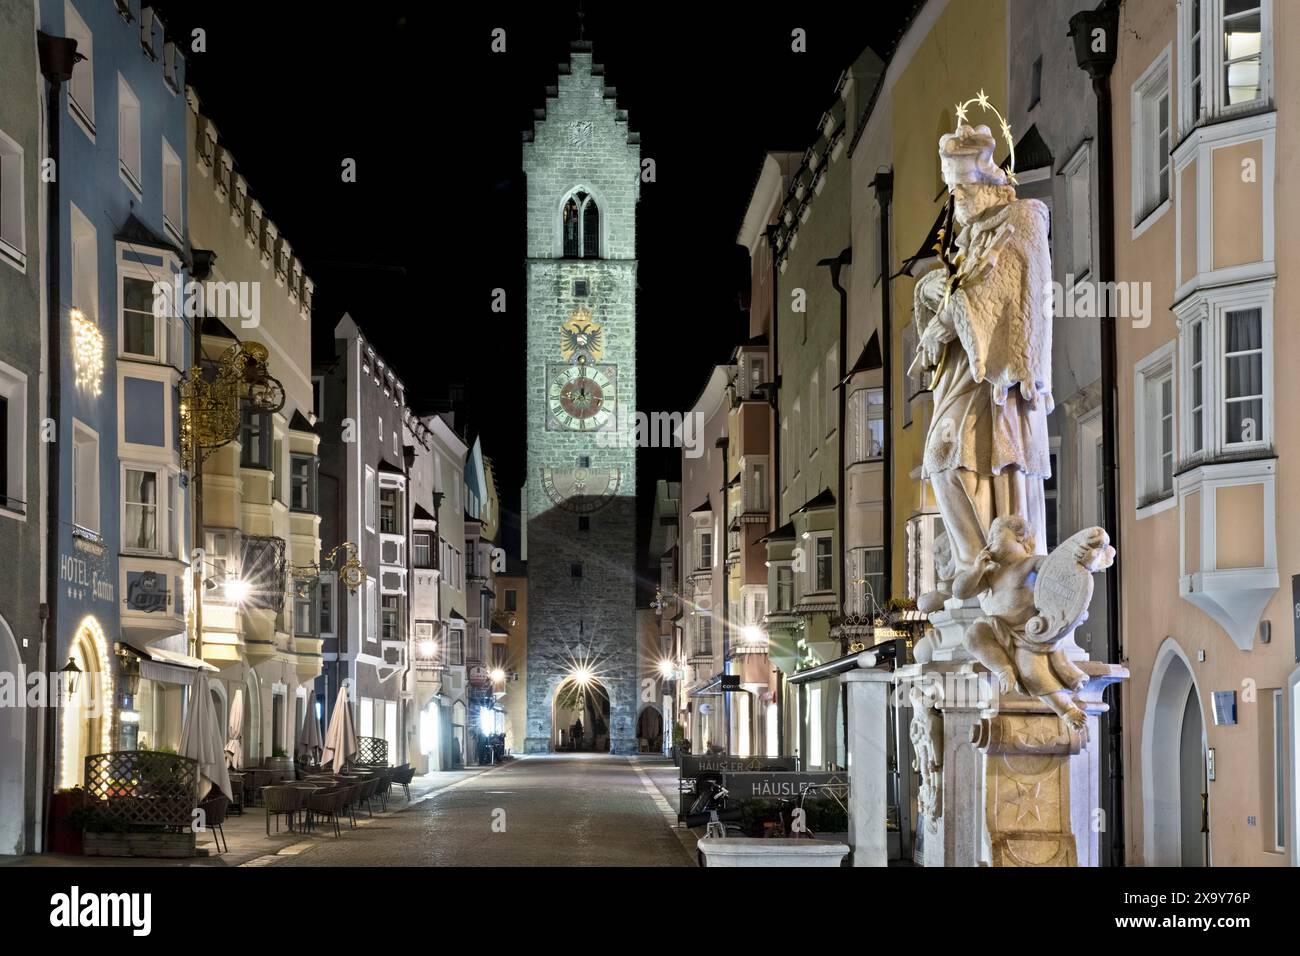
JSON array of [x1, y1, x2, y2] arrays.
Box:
[[912, 197, 1053, 572]]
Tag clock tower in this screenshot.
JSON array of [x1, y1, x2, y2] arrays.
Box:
[[521, 41, 640, 754]]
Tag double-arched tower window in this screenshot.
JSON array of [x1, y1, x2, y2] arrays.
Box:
[[561, 190, 600, 258]]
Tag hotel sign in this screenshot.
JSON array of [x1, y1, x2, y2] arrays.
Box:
[[59, 550, 115, 606]]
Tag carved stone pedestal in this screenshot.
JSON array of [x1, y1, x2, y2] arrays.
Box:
[[899, 654, 1126, 866]]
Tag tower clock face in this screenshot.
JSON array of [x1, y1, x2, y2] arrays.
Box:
[[547, 363, 616, 431]]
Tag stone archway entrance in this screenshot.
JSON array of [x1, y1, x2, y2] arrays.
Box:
[[552, 677, 611, 752], [635, 704, 663, 753], [1142, 640, 1209, 865]]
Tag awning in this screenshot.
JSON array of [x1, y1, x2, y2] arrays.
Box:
[[123, 639, 219, 685], [688, 677, 723, 698]]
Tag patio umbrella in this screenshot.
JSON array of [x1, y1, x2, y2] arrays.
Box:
[[225, 686, 244, 770], [320, 684, 357, 773], [297, 699, 323, 760], [180, 669, 233, 801]]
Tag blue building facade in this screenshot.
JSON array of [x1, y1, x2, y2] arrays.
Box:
[[38, 0, 189, 788]]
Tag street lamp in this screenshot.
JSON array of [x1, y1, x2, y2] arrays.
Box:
[[58, 656, 81, 702], [223, 577, 251, 604]]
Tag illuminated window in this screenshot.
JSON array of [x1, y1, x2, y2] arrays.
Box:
[[1180, 0, 1270, 132]]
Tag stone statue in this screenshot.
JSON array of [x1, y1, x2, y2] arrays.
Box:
[[917, 530, 956, 614], [909, 124, 1053, 575], [908, 684, 943, 831], [952, 517, 1114, 729]]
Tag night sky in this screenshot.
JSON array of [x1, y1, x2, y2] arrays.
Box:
[[153, 1, 917, 589]]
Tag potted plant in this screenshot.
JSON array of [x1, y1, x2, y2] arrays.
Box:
[[670, 722, 687, 766], [265, 746, 295, 780]]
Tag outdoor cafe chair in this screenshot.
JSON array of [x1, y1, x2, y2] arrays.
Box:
[[390, 764, 416, 801], [263, 785, 306, 836], [305, 788, 346, 838], [357, 776, 380, 816], [341, 783, 363, 828], [198, 793, 230, 854], [228, 775, 245, 815]]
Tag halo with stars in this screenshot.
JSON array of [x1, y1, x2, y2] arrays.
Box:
[[952, 88, 1017, 184]]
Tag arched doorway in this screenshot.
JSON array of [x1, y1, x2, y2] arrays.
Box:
[[552, 677, 611, 752], [635, 704, 663, 753], [0, 615, 25, 853], [452, 700, 467, 767], [1142, 639, 1209, 865], [59, 616, 113, 790]]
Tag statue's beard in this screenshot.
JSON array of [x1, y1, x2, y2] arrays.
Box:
[[952, 185, 1009, 225]]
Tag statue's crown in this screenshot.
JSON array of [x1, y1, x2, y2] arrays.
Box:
[[939, 124, 1007, 188]]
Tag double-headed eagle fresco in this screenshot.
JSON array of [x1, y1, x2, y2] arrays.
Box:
[[560, 310, 603, 363]]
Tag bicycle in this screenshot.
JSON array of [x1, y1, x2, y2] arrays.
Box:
[[681, 781, 745, 866]]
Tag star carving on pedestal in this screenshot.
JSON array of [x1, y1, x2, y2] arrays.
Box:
[[1004, 780, 1044, 823], [1015, 716, 1061, 749]]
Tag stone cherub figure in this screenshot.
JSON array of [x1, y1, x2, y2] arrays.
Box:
[[952, 515, 1114, 729]]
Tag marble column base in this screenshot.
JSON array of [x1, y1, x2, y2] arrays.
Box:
[[899, 657, 1126, 867]]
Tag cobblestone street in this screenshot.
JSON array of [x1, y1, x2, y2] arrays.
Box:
[[267, 755, 696, 867]]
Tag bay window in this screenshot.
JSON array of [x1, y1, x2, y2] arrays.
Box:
[[121, 275, 158, 358], [294, 582, 318, 636], [381, 595, 400, 640], [1176, 281, 1273, 462], [365, 578, 378, 643], [123, 467, 160, 552], [812, 534, 833, 592], [1180, 0, 1272, 133], [775, 566, 793, 611], [240, 408, 272, 468], [290, 454, 316, 512], [413, 531, 432, 568]]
